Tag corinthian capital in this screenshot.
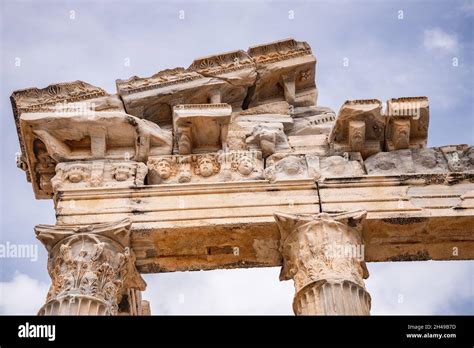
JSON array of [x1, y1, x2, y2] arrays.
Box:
[[35, 219, 145, 315], [274, 210, 371, 315]]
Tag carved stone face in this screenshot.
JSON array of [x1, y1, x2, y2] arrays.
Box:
[[351, 130, 364, 150], [449, 152, 462, 171], [114, 167, 131, 182], [237, 156, 254, 175], [280, 156, 303, 176], [348, 121, 365, 151], [199, 158, 214, 177], [178, 166, 192, 183], [324, 156, 346, 175], [419, 149, 437, 169], [392, 120, 410, 149], [67, 166, 86, 183], [156, 160, 172, 179], [375, 155, 396, 171]]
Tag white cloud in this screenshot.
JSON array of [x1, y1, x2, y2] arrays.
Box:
[[0, 272, 49, 314], [366, 261, 473, 315], [423, 28, 459, 54]]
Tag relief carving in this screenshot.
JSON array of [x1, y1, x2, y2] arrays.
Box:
[[264, 154, 308, 182], [385, 97, 429, 151], [51, 160, 148, 192], [329, 99, 385, 159], [147, 151, 264, 184], [173, 104, 232, 155], [274, 210, 370, 315], [245, 125, 290, 157], [35, 219, 145, 315], [365, 147, 452, 175], [440, 145, 474, 172]]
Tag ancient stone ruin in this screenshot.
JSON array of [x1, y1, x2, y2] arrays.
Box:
[[11, 38, 473, 315]]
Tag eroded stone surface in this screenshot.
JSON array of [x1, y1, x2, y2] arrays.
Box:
[[51, 160, 148, 192], [35, 219, 145, 315], [329, 99, 385, 158], [147, 150, 264, 184], [275, 210, 370, 315], [9, 38, 474, 316]]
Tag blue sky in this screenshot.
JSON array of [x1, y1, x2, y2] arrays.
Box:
[[0, 0, 473, 314]]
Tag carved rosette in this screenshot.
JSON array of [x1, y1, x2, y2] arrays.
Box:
[[35, 219, 146, 315], [274, 210, 371, 315]]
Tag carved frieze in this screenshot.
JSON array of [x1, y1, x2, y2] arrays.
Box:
[[245, 124, 291, 157], [51, 160, 148, 192], [440, 145, 474, 172], [365, 147, 453, 175], [18, 111, 171, 198], [306, 153, 365, 179], [364, 149, 415, 175], [147, 150, 264, 184], [264, 154, 309, 182]]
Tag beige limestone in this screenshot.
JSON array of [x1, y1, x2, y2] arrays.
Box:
[[275, 210, 370, 315], [35, 219, 145, 315], [329, 99, 385, 158], [385, 97, 429, 151], [9, 38, 474, 316], [147, 150, 264, 184], [172, 103, 232, 154]]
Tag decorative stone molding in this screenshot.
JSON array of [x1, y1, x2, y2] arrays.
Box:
[[248, 38, 312, 64], [247, 39, 317, 108], [245, 124, 290, 157], [173, 104, 232, 155], [51, 160, 148, 192], [147, 150, 264, 184], [329, 99, 385, 159], [307, 153, 365, 179], [265, 153, 365, 182], [440, 145, 474, 172], [17, 111, 171, 198], [217, 150, 264, 181], [385, 97, 429, 151], [364, 147, 454, 175], [288, 106, 336, 136], [274, 210, 370, 315], [35, 219, 146, 315], [265, 154, 309, 182], [116, 68, 202, 95], [188, 50, 255, 75]]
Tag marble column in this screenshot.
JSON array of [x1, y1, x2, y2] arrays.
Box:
[[35, 219, 146, 315], [274, 210, 371, 315]]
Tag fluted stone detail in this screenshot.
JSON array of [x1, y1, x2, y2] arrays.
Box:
[[274, 210, 370, 315], [293, 280, 371, 315]]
